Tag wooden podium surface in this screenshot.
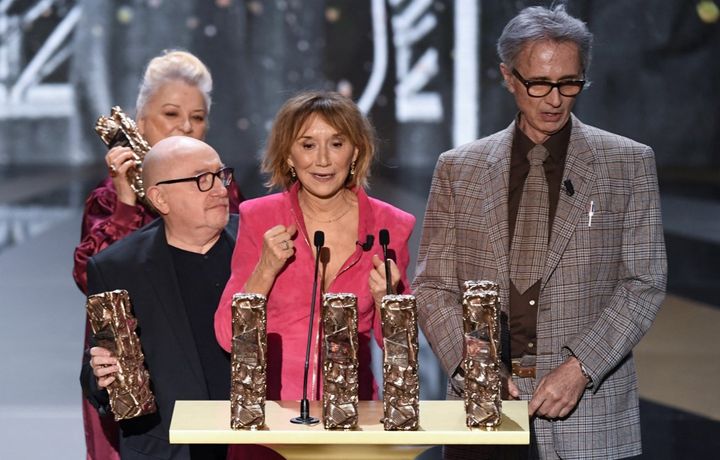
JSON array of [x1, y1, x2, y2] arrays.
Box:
[[170, 400, 529, 460]]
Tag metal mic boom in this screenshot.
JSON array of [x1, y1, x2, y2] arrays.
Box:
[[290, 230, 324, 425]]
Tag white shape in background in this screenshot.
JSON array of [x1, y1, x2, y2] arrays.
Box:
[[357, 0, 388, 115], [337, 79, 353, 98], [453, 0, 479, 146], [204, 24, 218, 37], [0, 2, 80, 118], [391, 0, 442, 122]]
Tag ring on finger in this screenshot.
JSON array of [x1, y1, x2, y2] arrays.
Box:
[[283, 240, 289, 250], [108, 164, 118, 177]]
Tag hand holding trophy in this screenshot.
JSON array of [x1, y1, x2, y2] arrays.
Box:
[[95, 106, 152, 206]]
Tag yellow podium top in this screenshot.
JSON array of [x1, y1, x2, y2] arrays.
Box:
[[170, 400, 529, 446]]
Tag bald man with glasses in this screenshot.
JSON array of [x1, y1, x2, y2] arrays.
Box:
[[414, 5, 666, 460], [81, 137, 239, 460]]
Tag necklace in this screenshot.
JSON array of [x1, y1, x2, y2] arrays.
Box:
[[301, 190, 356, 224], [304, 204, 353, 223]]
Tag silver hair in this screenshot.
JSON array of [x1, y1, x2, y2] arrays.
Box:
[[497, 4, 593, 74], [135, 50, 213, 117]]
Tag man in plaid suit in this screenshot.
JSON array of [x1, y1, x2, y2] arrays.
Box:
[[413, 5, 666, 459]]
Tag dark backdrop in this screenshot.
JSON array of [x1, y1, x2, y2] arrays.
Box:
[[65, 0, 718, 192]]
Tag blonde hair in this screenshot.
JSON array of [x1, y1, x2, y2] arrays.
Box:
[[262, 91, 376, 190], [135, 50, 212, 117]]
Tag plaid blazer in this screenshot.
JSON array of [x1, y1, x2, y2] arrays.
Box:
[[413, 115, 667, 459]]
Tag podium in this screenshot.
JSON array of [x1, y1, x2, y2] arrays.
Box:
[[170, 400, 529, 460]]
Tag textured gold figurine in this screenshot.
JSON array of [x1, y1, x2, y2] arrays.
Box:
[[462, 280, 502, 428], [85, 290, 156, 421], [321, 293, 359, 430], [95, 106, 151, 200], [230, 293, 267, 430], [381, 294, 419, 431]]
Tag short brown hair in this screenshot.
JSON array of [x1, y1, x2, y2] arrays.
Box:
[[262, 91, 376, 190]]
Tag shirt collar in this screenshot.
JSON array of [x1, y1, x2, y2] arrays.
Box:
[[513, 114, 572, 164]]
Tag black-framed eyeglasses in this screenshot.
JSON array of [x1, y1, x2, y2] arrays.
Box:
[[155, 166, 234, 192], [512, 68, 585, 98]]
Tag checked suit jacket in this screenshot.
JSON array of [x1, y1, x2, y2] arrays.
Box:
[[413, 114, 667, 459]]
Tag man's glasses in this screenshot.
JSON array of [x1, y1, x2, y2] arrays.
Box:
[[511, 68, 585, 98], [155, 166, 234, 192]]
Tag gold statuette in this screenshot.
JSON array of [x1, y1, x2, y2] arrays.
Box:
[[462, 280, 502, 428], [321, 293, 359, 430], [381, 294, 419, 431], [95, 106, 151, 200], [230, 293, 267, 430], [85, 290, 156, 421]]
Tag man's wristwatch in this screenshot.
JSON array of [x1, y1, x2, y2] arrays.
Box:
[[576, 357, 592, 387]]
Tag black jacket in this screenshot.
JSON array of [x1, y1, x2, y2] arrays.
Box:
[[80, 215, 238, 460]]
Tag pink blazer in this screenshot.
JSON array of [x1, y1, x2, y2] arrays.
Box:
[[215, 183, 415, 401]]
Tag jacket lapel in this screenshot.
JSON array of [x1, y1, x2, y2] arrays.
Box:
[[483, 123, 514, 287], [542, 115, 597, 287], [142, 221, 207, 390]]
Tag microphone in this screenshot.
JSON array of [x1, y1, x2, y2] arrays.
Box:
[[563, 179, 575, 197], [314, 229, 325, 249], [379, 229, 392, 296], [290, 230, 324, 425], [358, 234, 374, 251]]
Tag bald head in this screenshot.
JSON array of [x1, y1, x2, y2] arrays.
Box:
[[142, 136, 230, 251], [142, 136, 215, 187]]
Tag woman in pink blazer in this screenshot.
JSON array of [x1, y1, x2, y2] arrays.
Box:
[[215, 91, 415, 402]]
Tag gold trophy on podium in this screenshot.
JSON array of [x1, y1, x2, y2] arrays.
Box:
[[462, 280, 502, 428]]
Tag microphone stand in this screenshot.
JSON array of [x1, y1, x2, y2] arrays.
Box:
[[379, 229, 392, 295], [290, 230, 324, 424]]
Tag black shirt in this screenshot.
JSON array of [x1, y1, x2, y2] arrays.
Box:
[[170, 234, 233, 460], [170, 234, 233, 401]]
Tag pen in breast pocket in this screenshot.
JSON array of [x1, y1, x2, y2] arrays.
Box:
[[588, 200, 595, 227]]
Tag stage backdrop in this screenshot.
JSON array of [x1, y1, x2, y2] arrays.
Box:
[[1, 0, 718, 185]]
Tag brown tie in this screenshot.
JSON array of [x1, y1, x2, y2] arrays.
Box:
[[510, 144, 549, 294]]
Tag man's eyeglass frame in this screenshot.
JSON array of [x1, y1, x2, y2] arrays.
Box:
[[155, 166, 234, 192], [511, 68, 585, 98]]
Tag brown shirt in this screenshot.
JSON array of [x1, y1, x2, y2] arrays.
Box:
[[508, 117, 571, 358]]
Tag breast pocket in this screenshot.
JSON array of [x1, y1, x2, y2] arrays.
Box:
[[574, 200, 625, 269]]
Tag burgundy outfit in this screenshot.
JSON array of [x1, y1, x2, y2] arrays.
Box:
[[214, 182, 415, 402], [74, 176, 242, 460]]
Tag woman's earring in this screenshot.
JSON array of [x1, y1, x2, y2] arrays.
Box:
[[350, 160, 356, 177], [290, 166, 297, 180]]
